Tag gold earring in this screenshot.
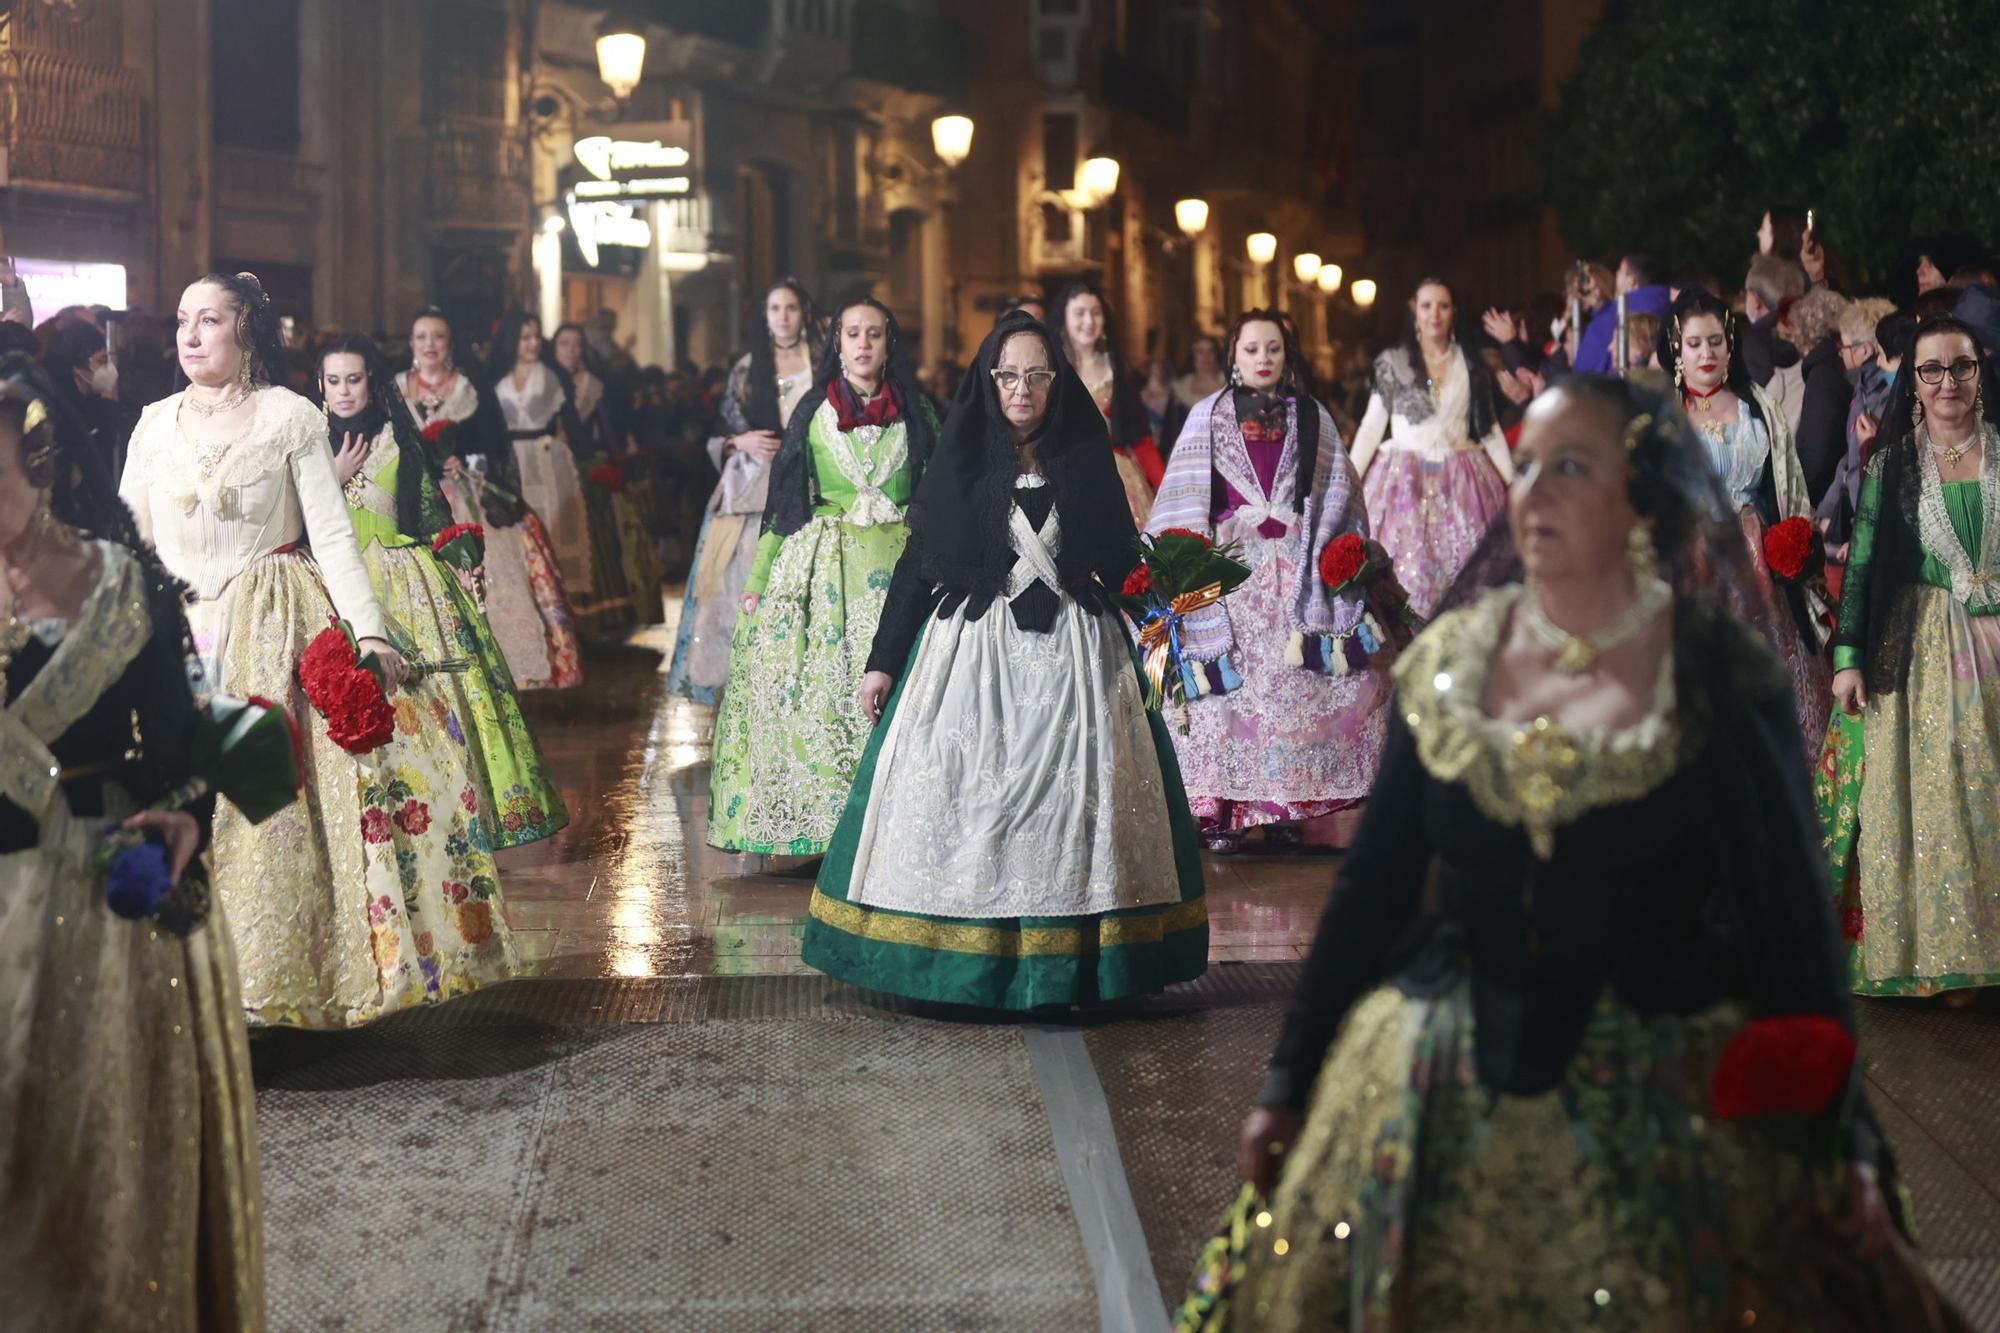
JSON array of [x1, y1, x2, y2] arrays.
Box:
[[1627, 522, 1658, 578]]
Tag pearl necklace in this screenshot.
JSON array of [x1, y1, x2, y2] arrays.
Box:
[[1925, 424, 1979, 469], [1518, 576, 1672, 674], [183, 383, 253, 419]]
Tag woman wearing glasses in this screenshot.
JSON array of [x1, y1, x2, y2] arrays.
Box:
[[1830, 315, 2000, 996], [801, 312, 1206, 1008]]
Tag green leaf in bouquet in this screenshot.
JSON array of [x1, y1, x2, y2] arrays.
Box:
[[195, 695, 303, 824]]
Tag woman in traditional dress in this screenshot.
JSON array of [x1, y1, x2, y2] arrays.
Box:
[[397, 306, 582, 690], [1186, 376, 1929, 1333], [1059, 282, 1165, 523], [802, 311, 1206, 1007], [551, 321, 663, 630], [1148, 310, 1392, 853], [1830, 315, 2000, 996], [1350, 277, 1515, 618], [1, 357, 262, 1330], [667, 279, 819, 704], [707, 296, 935, 856], [322, 331, 567, 849], [1660, 289, 1833, 757], [120, 272, 519, 1028], [488, 312, 607, 633]]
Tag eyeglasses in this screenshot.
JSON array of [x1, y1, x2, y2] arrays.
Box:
[[1914, 357, 1982, 385], [991, 368, 1056, 393]]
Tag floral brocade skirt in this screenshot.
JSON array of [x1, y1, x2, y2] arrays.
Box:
[[707, 515, 906, 855], [360, 537, 567, 849], [1174, 529, 1390, 834], [1362, 446, 1506, 621], [1, 796, 262, 1331], [1830, 586, 2000, 994], [515, 434, 594, 592], [666, 508, 761, 704], [442, 469, 581, 690], [189, 550, 520, 1029], [1188, 982, 1809, 1333]]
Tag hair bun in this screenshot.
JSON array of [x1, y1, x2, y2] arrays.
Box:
[[235, 272, 269, 304]]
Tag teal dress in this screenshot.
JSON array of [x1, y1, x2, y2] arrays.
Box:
[[706, 399, 922, 854], [345, 429, 569, 848]]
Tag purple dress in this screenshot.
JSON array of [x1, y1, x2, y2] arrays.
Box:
[[1149, 391, 1391, 842]]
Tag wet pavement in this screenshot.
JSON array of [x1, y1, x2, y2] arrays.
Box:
[[247, 599, 2000, 1331]]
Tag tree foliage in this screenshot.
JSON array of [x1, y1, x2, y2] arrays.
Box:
[[1543, 0, 2000, 286]]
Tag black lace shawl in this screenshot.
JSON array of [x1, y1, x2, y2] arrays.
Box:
[[327, 400, 453, 542]]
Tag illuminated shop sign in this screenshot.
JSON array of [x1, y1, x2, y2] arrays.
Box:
[[567, 196, 652, 268], [574, 135, 691, 180], [15, 258, 127, 311], [573, 176, 689, 199]]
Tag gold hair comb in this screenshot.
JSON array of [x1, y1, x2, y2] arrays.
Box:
[[1623, 412, 1653, 452]]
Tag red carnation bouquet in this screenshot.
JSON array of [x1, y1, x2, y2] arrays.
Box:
[[1710, 1014, 1857, 1166], [1763, 515, 1823, 587], [419, 418, 452, 446], [588, 460, 626, 493], [1316, 532, 1421, 649], [431, 522, 485, 574], [299, 618, 398, 755]]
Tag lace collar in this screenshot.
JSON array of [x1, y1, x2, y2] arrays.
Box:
[[398, 368, 479, 426], [1396, 585, 1681, 860], [496, 362, 566, 432], [1915, 422, 2000, 606]]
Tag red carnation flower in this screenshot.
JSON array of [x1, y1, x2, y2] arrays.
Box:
[[1318, 532, 1369, 591], [432, 522, 483, 554], [1710, 1014, 1856, 1121], [1122, 564, 1154, 597], [298, 624, 360, 709], [588, 461, 626, 492], [420, 418, 452, 444], [323, 667, 396, 755], [1763, 516, 1815, 583], [1159, 527, 1212, 547]]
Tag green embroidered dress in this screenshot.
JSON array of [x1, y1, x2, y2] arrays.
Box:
[[1820, 432, 2000, 995], [706, 398, 922, 854], [344, 425, 568, 848]]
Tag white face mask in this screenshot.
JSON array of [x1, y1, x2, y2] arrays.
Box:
[[90, 361, 119, 395]]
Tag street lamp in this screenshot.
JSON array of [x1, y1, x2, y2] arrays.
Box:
[[1174, 197, 1209, 237], [1350, 278, 1378, 310], [1080, 152, 1121, 205], [1317, 263, 1343, 294], [1245, 232, 1277, 266], [1293, 252, 1322, 285], [595, 16, 647, 101], [931, 114, 974, 169]]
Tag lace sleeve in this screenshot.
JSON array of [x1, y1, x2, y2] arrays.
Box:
[[285, 401, 388, 642]]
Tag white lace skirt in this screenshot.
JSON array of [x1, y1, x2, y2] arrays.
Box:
[[847, 595, 1180, 919]]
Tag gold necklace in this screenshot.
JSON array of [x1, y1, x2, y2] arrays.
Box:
[[184, 383, 253, 419], [1926, 425, 1978, 468], [1518, 577, 1672, 674]]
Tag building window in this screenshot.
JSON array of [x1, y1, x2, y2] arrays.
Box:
[[425, 4, 510, 124], [1042, 111, 1078, 195], [212, 0, 301, 153], [1032, 0, 1086, 87]]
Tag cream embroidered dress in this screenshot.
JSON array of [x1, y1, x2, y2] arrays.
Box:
[[667, 354, 813, 703], [706, 398, 917, 855], [121, 387, 519, 1028], [1, 543, 262, 1331], [499, 362, 595, 597]]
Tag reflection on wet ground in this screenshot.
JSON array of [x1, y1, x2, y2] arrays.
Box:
[[509, 616, 1338, 982]]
